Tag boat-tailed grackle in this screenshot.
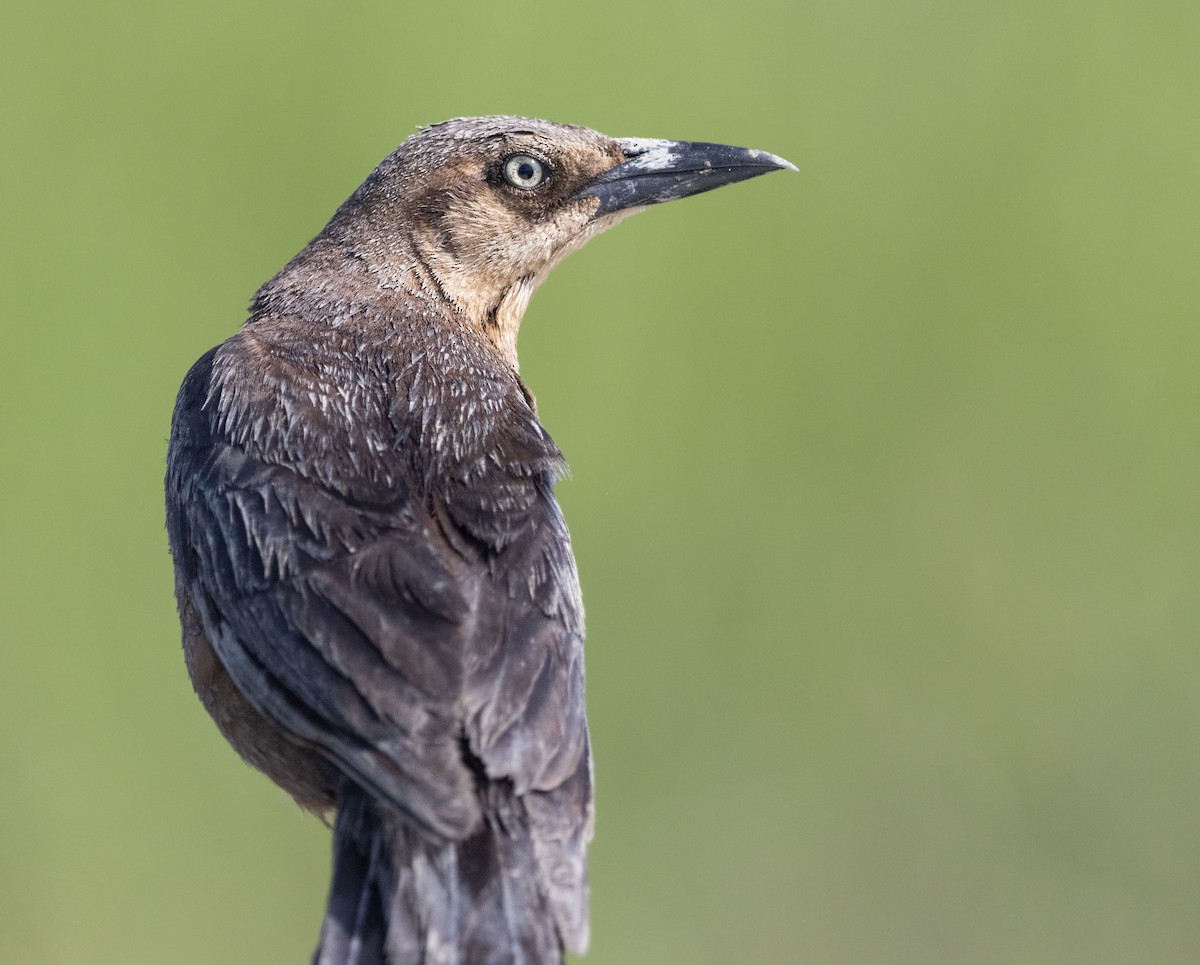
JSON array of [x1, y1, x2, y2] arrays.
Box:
[[166, 115, 793, 965]]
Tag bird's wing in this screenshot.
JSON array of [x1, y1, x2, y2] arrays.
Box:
[[456, 485, 594, 949], [431, 413, 593, 952], [168, 344, 489, 839], [166, 343, 591, 887]]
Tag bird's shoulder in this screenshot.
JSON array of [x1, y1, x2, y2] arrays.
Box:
[[171, 314, 564, 505]]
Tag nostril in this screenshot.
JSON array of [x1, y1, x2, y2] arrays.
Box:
[[615, 137, 660, 159]]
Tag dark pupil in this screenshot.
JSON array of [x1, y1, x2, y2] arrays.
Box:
[[517, 161, 536, 182]]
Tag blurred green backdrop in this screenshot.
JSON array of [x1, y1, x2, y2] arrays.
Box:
[[3, 2, 1199, 963]]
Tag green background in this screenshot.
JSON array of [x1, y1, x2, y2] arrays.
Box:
[[3, 2, 1199, 963]]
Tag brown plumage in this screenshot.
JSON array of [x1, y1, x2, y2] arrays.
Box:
[[165, 116, 792, 964]]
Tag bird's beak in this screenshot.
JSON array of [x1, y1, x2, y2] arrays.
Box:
[[573, 138, 797, 217]]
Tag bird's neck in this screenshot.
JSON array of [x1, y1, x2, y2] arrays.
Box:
[[254, 235, 537, 374]]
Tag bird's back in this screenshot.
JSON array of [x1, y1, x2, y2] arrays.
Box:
[[166, 299, 592, 962]]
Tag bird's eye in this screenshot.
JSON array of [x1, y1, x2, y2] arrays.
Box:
[[502, 154, 547, 189]]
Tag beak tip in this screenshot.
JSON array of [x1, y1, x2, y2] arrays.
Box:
[[761, 150, 798, 173]]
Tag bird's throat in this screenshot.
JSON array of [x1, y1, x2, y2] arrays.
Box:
[[484, 275, 539, 371]]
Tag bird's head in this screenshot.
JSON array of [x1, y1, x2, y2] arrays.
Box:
[[319, 116, 795, 367]]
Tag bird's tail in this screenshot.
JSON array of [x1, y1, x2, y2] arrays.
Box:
[[312, 782, 564, 965]]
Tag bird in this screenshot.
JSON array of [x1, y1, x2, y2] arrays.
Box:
[[165, 115, 793, 965]]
